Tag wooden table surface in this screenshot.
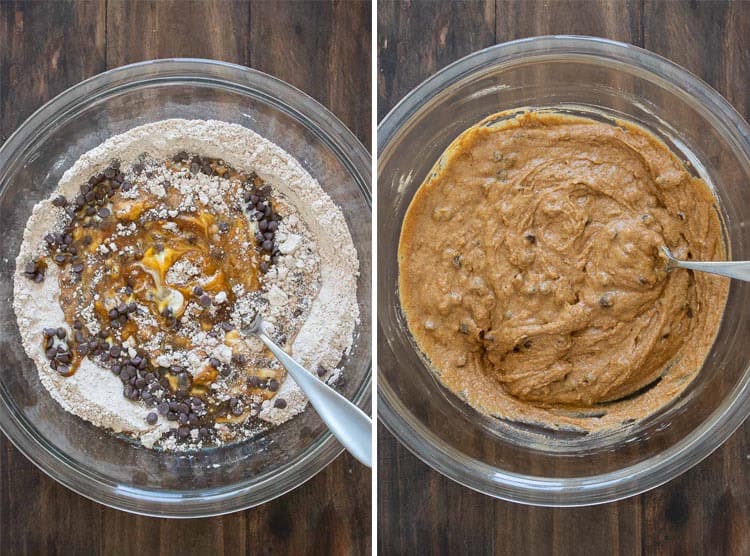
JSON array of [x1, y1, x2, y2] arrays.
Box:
[[378, 1, 750, 555], [0, 2, 371, 555]]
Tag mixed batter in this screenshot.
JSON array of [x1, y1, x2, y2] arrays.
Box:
[[399, 110, 728, 431]]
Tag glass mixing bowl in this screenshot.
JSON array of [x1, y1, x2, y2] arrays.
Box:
[[378, 36, 750, 506], [0, 59, 371, 517]]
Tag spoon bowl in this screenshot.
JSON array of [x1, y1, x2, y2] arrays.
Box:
[[242, 313, 372, 467]]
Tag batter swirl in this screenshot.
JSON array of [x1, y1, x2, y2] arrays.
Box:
[[399, 110, 728, 431]]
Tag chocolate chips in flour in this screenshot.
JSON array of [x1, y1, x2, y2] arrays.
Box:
[[13, 119, 359, 450]]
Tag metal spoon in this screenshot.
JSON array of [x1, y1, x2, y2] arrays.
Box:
[[241, 312, 372, 467], [662, 246, 750, 281]]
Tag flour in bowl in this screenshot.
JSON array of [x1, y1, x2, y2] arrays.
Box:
[[13, 119, 359, 450]]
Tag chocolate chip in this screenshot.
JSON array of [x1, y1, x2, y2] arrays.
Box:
[[104, 167, 116, 179], [262, 240, 273, 252], [317, 366, 327, 378], [178, 413, 188, 424], [268, 379, 280, 392], [97, 207, 110, 218], [248, 376, 261, 388], [127, 302, 137, 313], [56, 327, 66, 339], [74, 330, 85, 343], [167, 411, 178, 421], [177, 426, 190, 439], [260, 262, 269, 273], [45, 347, 57, 359], [52, 195, 68, 207], [121, 181, 132, 192], [146, 412, 158, 425], [109, 345, 121, 357], [71, 263, 84, 273], [273, 398, 287, 409], [57, 364, 69, 375], [220, 322, 233, 332], [193, 285, 204, 296], [199, 294, 212, 307], [525, 233, 536, 244], [190, 162, 200, 174], [218, 222, 229, 233], [108, 308, 119, 319], [231, 405, 244, 416], [259, 219, 268, 232], [157, 402, 169, 415]]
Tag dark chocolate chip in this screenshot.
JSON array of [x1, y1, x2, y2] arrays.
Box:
[[199, 294, 212, 307], [157, 402, 169, 415], [97, 207, 110, 218], [177, 426, 190, 439], [146, 412, 158, 425], [56, 327, 66, 339], [268, 379, 280, 392], [273, 398, 287, 409], [52, 195, 68, 207]]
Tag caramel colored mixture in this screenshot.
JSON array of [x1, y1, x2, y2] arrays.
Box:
[[399, 110, 728, 431]]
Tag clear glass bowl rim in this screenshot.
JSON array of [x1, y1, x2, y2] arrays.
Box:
[[0, 58, 371, 517], [377, 35, 750, 507]]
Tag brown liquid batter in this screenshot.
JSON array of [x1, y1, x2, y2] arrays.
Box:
[[398, 110, 728, 431]]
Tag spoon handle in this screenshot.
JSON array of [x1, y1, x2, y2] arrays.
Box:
[[256, 331, 372, 468], [673, 259, 750, 282]]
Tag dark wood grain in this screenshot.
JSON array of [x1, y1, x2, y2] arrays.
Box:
[[378, 1, 750, 555], [0, 1, 371, 555], [377, 0, 494, 120]]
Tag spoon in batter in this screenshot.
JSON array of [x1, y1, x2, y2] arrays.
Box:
[[663, 246, 750, 281], [241, 312, 372, 467]]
